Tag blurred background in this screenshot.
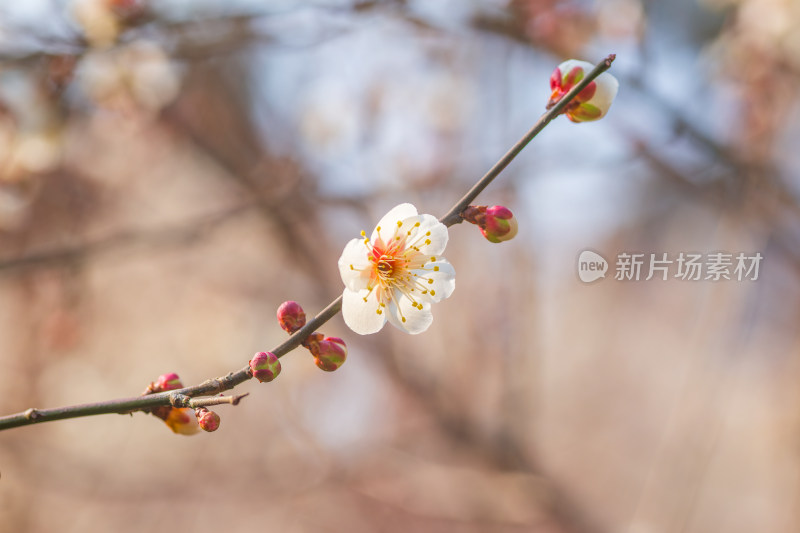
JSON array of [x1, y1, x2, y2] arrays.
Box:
[[1, 0, 799, 531]]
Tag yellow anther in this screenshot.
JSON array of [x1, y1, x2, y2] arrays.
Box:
[[425, 231, 431, 236], [402, 317, 406, 322], [377, 309, 382, 315], [360, 230, 366, 237], [433, 266, 439, 271], [397, 220, 402, 227], [427, 278, 433, 284], [430, 256, 436, 261], [430, 290, 436, 296], [425, 239, 431, 245], [414, 222, 420, 227]]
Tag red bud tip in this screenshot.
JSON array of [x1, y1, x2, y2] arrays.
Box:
[[249, 351, 282, 383], [156, 372, 183, 392], [277, 301, 307, 334], [195, 407, 221, 432]]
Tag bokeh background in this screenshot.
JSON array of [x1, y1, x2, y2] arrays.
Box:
[[1, 0, 799, 532]]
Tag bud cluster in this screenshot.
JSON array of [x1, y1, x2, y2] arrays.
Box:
[[143, 373, 199, 435], [275, 300, 348, 371]]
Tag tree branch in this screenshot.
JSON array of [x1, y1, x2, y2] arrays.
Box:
[[0, 55, 616, 431]]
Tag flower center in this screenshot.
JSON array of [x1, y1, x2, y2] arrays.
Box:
[[350, 220, 441, 322], [376, 255, 398, 280]]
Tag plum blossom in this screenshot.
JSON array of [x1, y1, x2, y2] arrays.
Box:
[[548, 59, 619, 122], [338, 203, 455, 335]]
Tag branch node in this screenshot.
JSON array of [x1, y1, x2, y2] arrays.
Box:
[[23, 408, 40, 420], [169, 393, 191, 408], [203, 377, 224, 394]]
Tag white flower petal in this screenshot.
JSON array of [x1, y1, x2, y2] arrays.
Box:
[[412, 259, 455, 303], [338, 237, 372, 292], [403, 215, 449, 256], [386, 293, 433, 335], [589, 72, 619, 115], [342, 287, 387, 335], [371, 203, 418, 244]]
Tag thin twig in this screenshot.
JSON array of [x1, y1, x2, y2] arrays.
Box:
[[0, 55, 616, 431], [171, 393, 250, 408], [438, 54, 615, 226]]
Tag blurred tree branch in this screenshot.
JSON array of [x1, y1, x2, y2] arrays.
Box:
[[0, 201, 257, 274], [0, 54, 616, 431]]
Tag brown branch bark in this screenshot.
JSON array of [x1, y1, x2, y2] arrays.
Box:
[[0, 55, 616, 431]]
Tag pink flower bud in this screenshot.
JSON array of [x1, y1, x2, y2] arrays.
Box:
[[480, 205, 518, 243], [277, 300, 307, 334], [164, 407, 200, 435], [195, 407, 221, 432], [249, 351, 281, 383], [461, 205, 518, 243], [313, 337, 347, 372], [156, 372, 183, 392], [547, 59, 618, 123]]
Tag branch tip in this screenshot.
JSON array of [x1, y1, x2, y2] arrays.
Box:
[[230, 393, 249, 406]]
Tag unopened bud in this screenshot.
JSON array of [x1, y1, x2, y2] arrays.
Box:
[[195, 407, 221, 432], [249, 351, 281, 383], [313, 337, 347, 372], [462, 205, 518, 243], [547, 59, 618, 123], [164, 407, 199, 435], [481, 205, 518, 243], [156, 372, 183, 392], [277, 300, 306, 334]]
